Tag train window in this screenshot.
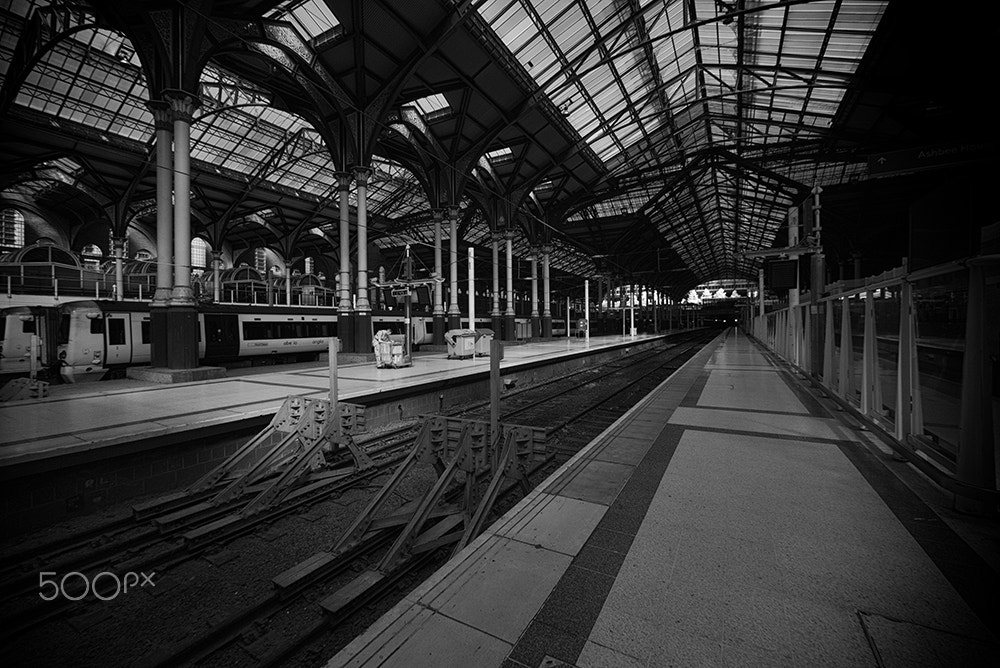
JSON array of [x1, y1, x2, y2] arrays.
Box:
[[243, 322, 261, 340], [243, 322, 272, 340], [107, 318, 126, 345], [0, 315, 5, 339], [140, 321, 150, 344], [21, 319, 35, 334], [242, 319, 337, 340], [90, 317, 105, 335]]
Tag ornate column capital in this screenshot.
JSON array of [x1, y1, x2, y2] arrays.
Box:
[[145, 100, 173, 131], [352, 165, 372, 185], [334, 171, 352, 190], [431, 207, 446, 222], [162, 89, 201, 123], [445, 203, 461, 220]]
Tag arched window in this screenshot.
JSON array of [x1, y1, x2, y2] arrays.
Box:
[[81, 243, 103, 270], [1, 208, 25, 249], [191, 238, 209, 269]]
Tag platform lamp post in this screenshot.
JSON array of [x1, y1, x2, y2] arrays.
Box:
[[630, 283, 636, 337], [621, 281, 626, 336], [404, 244, 413, 360], [467, 247, 475, 330], [758, 267, 765, 339], [584, 279, 590, 341], [566, 295, 571, 339]]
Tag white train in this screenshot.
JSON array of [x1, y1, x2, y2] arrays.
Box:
[[2, 301, 543, 383], [2, 301, 415, 383]]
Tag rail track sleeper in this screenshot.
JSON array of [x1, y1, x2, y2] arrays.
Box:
[[368, 502, 461, 530], [151, 501, 216, 529], [272, 551, 337, 594], [182, 515, 244, 546], [318, 569, 385, 617]]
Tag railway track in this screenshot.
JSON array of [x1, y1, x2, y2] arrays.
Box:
[[142, 330, 715, 668], [1, 331, 715, 667], [0, 424, 420, 641]]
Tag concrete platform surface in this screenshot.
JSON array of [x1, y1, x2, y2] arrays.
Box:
[[0, 333, 666, 469], [328, 329, 1000, 668]]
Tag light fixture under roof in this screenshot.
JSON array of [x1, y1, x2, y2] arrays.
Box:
[[412, 93, 452, 122], [485, 147, 514, 164]]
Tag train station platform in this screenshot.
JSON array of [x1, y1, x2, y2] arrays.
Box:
[[328, 329, 1000, 668], [0, 332, 675, 533]]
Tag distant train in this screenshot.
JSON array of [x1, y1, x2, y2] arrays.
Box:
[[1, 301, 541, 383]]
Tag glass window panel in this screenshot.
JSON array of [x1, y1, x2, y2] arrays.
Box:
[[497, 6, 536, 54], [913, 269, 968, 456]]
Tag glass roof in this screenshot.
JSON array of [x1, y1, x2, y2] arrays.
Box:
[[481, 0, 884, 168], [0, 1, 425, 225], [0, 0, 890, 285], [481, 0, 887, 280]]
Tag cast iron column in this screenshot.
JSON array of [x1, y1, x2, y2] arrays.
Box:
[[353, 166, 372, 352], [530, 250, 540, 338], [504, 230, 515, 341], [148, 100, 173, 368], [335, 171, 354, 353], [541, 245, 552, 337], [447, 204, 461, 330], [166, 91, 199, 369], [491, 233, 502, 335], [432, 208, 446, 345]]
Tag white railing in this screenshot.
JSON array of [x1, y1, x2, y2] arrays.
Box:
[[746, 256, 998, 513]]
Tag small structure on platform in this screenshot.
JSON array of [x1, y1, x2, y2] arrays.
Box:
[[372, 329, 410, 368], [445, 329, 476, 359], [474, 328, 496, 357]]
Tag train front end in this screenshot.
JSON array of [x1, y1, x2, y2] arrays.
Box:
[[56, 301, 106, 383]]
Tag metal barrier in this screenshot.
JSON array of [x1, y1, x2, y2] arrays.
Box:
[[299, 415, 545, 614], [747, 255, 998, 513]]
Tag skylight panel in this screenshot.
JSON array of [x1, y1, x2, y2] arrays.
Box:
[[486, 147, 513, 164], [268, 0, 341, 42], [517, 33, 559, 75], [412, 93, 451, 121]]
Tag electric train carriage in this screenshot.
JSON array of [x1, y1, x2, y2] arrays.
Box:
[[0, 304, 62, 378], [1, 300, 435, 384], [54, 300, 344, 382]]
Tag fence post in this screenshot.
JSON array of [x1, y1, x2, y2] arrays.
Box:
[[838, 297, 851, 399], [956, 263, 996, 512]]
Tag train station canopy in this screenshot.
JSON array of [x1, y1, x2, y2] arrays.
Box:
[[0, 1, 991, 295]]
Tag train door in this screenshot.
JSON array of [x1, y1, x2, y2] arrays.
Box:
[[204, 313, 239, 359], [131, 315, 151, 364], [104, 313, 131, 365]]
